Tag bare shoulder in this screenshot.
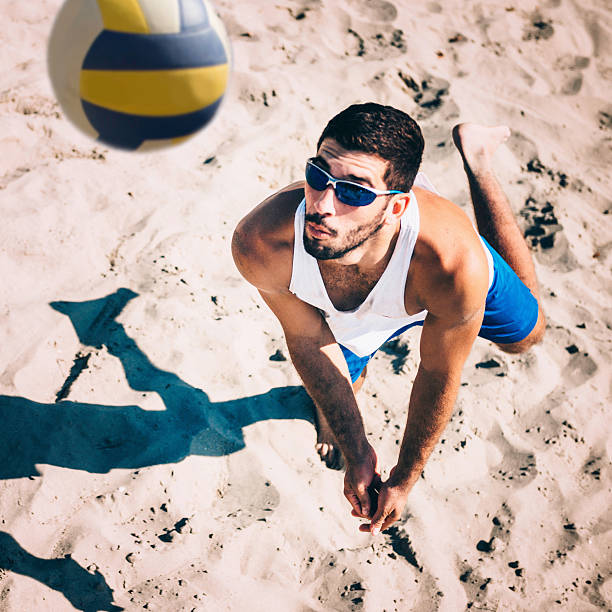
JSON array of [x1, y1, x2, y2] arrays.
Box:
[[411, 187, 489, 320], [232, 182, 305, 293]]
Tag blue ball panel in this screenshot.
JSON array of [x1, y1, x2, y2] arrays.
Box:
[[179, 0, 210, 32], [82, 29, 227, 71], [81, 97, 224, 149]]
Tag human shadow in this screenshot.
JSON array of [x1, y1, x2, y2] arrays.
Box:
[[0, 531, 123, 611], [0, 288, 314, 479]]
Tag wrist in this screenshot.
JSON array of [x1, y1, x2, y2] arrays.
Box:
[[344, 439, 375, 468], [387, 463, 423, 491]]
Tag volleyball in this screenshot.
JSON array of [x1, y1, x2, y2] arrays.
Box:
[[47, 0, 231, 151]]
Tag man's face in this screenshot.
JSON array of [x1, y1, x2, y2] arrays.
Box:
[[303, 139, 392, 261]]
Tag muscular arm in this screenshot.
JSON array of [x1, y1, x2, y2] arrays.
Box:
[[232, 189, 377, 516], [257, 289, 370, 465], [366, 234, 489, 534], [391, 304, 483, 490]]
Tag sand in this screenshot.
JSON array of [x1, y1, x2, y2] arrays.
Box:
[[1, 0, 611, 610]]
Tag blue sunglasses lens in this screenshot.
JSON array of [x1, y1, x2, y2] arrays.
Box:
[[305, 162, 377, 206], [336, 182, 376, 206], [305, 162, 329, 190]]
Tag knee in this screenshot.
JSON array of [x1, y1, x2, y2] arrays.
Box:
[[498, 329, 544, 354], [528, 308, 547, 347], [497, 310, 546, 354], [497, 341, 529, 355]]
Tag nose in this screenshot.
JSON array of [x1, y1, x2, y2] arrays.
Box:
[[312, 184, 337, 216]]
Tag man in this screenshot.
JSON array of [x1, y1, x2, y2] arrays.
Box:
[[231, 103, 545, 536]]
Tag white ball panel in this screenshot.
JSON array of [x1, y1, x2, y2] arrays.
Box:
[[47, 0, 103, 138], [138, 0, 181, 34], [202, 0, 232, 65]]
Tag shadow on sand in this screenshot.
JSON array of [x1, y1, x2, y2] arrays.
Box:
[[0, 288, 314, 610], [0, 531, 122, 612], [1, 288, 314, 479]]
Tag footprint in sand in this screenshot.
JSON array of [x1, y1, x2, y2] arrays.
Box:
[[459, 504, 530, 601], [521, 390, 565, 449], [506, 130, 594, 272], [211, 457, 281, 530], [286, 0, 322, 21], [458, 561, 498, 607], [561, 349, 598, 388], [545, 326, 598, 388], [544, 520, 581, 567], [345, 25, 406, 60], [309, 553, 366, 610], [522, 12, 555, 42], [487, 502, 515, 549], [580, 447, 609, 489], [554, 54, 590, 95], [520, 194, 580, 274], [487, 424, 538, 489], [519, 193, 579, 273], [345, 0, 397, 22], [523, 388, 595, 453], [341, 0, 408, 60], [396, 71, 460, 127], [469, 353, 509, 387]]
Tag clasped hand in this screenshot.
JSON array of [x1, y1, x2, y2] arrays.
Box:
[[343, 448, 413, 535]]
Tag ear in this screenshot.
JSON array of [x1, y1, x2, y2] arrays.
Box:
[[384, 193, 411, 224]]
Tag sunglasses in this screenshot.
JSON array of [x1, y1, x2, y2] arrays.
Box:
[[305, 158, 403, 206]]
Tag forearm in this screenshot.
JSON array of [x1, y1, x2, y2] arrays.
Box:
[[390, 363, 461, 488], [286, 336, 370, 463]]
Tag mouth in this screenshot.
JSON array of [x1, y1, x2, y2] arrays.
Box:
[[306, 221, 333, 239]]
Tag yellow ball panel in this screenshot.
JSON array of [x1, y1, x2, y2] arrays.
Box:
[[96, 0, 150, 33], [80, 65, 229, 116]]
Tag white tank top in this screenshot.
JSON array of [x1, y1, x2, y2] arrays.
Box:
[[288, 173, 493, 357]]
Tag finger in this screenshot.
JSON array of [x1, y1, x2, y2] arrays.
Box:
[[345, 484, 370, 518], [359, 501, 369, 519], [369, 508, 387, 536], [344, 491, 364, 517], [366, 480, 382, 519], [356, 487, 370, 519], [380, 515, 397, 532]]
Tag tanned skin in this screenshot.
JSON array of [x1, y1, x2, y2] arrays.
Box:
[[232, 125, 545, 535]]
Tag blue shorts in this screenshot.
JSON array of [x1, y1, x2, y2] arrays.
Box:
[[340, 237, 540, 382]]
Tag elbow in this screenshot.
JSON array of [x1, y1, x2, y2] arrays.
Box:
[[231, 225, 245, 269], [231, 220, 256, 278]]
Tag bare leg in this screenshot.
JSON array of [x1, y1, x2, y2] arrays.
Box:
[[314, 366, 367, 470], [352, 365, 367, 395], [452, 123, 545, 351]]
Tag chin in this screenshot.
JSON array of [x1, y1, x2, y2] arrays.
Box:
[[304, 235, 358, 260], [304, 236, 341, 260]]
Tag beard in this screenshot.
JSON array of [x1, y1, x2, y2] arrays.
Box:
[[303, 207, 387, 260]]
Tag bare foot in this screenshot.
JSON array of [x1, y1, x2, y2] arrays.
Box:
[[452, 123, 511, 175], [313, 402, 345, 471]]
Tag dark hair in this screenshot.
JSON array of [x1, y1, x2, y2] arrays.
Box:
[[316, 103, 424, 192]]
